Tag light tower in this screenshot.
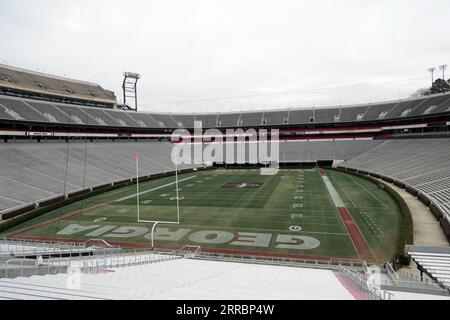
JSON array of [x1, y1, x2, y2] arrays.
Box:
[[428, 67, 436, 86], [122, 72, 141, 111], [439, 64, 447, 80]]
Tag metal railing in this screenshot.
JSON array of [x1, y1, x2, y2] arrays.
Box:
[[81, 251, 184, 273], [378, 276, 446, 292], [0, 245, 198, 279], [386, 261, 400, 280], [1, 237, 85, 251], [2, 240, 446, 299], [191, 251, 366, 270], [0, 237, 122, 258], [175, 245, 201, 258], [342, 267, 393, 300], [398, 268, 440, 284], [0, 257, 71, 278], [84, 239, 115, 248], [385, 262, 447, 292]]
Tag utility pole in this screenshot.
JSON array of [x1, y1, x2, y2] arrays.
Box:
[[439, 64, 447, 80], [439, 64, 448, 93], [428, 67, 436, 86]]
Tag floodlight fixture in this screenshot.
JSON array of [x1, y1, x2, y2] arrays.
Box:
[[428, 67, 436, 85], [439, 64, 447, 80], [122, 72, 141, 111]]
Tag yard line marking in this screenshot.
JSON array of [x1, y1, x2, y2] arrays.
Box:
[[348, 176, 389, 209], [177, 216, 340, 226], [158, 207, 338, 216], [115, 176, 195, 202], [177, 224, 349, 236], [330, 175, 357, 208], [359, 212, 384, 236]]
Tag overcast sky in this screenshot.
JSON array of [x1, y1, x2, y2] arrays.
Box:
[[1, 0, 449, 113]]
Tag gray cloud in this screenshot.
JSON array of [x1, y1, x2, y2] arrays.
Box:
[[1, 0, 449, 113]]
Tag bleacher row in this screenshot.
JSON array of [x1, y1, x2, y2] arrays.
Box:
[[278, 140, 381, 163], [1, 92, 450, 128], [0, 139, 378, 213], [342, 139, 450, 221], [0, 141, 197, 213]]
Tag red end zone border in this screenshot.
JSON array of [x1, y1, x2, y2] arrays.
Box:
[[337, 207, 375, 261]]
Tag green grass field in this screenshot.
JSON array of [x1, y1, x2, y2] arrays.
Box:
[[2, 169, 404, 262]]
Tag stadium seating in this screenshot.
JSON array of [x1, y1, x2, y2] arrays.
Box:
[[314, 108, 341, 123], [217, 113, 241, 127], [1, 92, 449, 128], [172, 114, 196, 128], [103, 109, 141, 127], [0, 141, 197, 213], [53, 104, 102, 126], [263, 110, 289, 125], [147, 113, 178, 128], [386, 100, 420, 119], [126, 112, 160, 127], [278, 140, 381, 163], [406, 245, 450, 289], [340, 105, 368, 122], [0, 256, 354, 300], [238, 112, 264, 127], [342, 138, 450, 220], [0, 98, 48, 122], [288, 109, 315, 124], [194, 114, 219, 128], [0, 139, 381, 213]]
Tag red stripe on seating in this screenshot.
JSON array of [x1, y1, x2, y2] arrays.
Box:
[[336, 207, 375, 262]]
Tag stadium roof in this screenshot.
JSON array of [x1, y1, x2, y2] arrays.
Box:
[[0, 63, 116, 105]]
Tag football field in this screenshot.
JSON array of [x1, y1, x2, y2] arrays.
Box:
[[3, 168, 405, 263]]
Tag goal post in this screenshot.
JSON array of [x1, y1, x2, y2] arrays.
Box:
[[135, 152, 181, 249]]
